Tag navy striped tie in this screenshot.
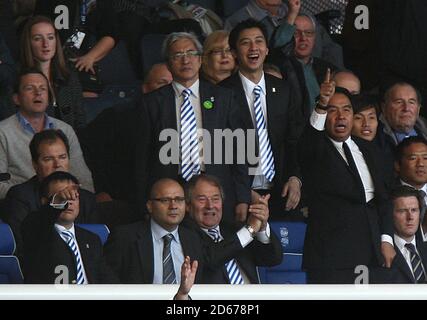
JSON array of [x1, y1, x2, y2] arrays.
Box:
[[405, 243, 426, 283], [253, 85, 275, 182], [180, 88, 200, 181], [61, 230, 85, 284], [208, 228, 244, 284], [162, 233, 177, 284]]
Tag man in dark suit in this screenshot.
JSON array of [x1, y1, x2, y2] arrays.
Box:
[[3, 129, 96, 259], [298, 72, 395, 283], [373, 186, 427, 284], [186, 174, 282, 284], [220, 19, 303, 219], [104, 178, 263, 284], [135, 32, 251, 223], [21, 171, 116, 284]]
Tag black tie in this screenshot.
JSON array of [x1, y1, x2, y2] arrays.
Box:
[[405, 243, 426, 283], [342, 142, 364, 191]]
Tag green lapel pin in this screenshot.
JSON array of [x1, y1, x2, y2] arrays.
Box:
[[203, 97, 214, 110]]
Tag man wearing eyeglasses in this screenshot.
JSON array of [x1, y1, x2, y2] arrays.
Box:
[[220, 19, 303, 219], [186, 174, 282, 284], [104, 178, 261, 284], [135, 32, 251, 224]]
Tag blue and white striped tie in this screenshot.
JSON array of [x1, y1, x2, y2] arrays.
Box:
[[253, 85, 275, 182], [61, 230, 85, 284], [180, 88, 200, 181], [208, 228, 244, 285]]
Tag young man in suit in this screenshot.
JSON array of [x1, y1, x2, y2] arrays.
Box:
[[3, 129, 96, 259], [104, 178, 264, 284], [135, 32, 251, 223], [186, 174, 282, 284], [298, 70, 395, 283], [21, 171, 116, 284], [220, 19, 303, 219], [376, 186, 427, 283]]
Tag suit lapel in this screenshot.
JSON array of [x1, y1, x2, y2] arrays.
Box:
[[394, 248, 416, 283], [230, 74, 254, 130], [160, 85, 178, 130], [136, 222, 155, 283], [199, 79, 217, 133]]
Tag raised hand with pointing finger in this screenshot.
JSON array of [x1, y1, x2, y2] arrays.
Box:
[[317, 68, 336, 110]]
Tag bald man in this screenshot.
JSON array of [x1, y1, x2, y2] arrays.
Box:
[[333, 71, 361, 95]]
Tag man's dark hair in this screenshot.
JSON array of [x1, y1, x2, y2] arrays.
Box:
[[13, 68, 50, 94], [185, 174, 225, 203], [352, 93, 379, 114], [229, 18, 269, 51], [30, 129, 70, 162], [390, 185, 423, 212], [332, 86, 354, 107], [40, 171, 79, 198], [394, 136, 427, 162]]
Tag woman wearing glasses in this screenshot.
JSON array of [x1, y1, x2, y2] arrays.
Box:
[[201, 30, 236, 84]]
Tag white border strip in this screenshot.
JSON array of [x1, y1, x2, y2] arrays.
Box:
[[0, 284, 426, 300]]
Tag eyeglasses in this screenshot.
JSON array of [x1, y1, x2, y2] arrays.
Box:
[[151, 197, 186, 205], [294, 29, 315, 38], [209, 48, 232, 56], [169, 50, 200, 61], [196, 195, 222, 204]]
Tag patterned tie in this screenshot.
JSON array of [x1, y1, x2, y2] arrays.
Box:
[[253, 85, 275, 182], [162, 233, 177, 284], [61, 230, 85, 284], [207, 228, 244, 284], [180, 89, 200, 181], [405, 243, 426, 283]]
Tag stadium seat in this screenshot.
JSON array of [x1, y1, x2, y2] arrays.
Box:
[[258, 221, 307, 284], [187, 0, 217, 11], [77, 224, 110, 245], [0, 223, 24, 284], [140, 34, 167, 75]]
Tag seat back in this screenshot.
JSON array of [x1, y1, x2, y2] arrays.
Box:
[[140, 34, 167, 75], [258, 222, 307, 284], [222, 0, 250, 17], [0, 256, 24, 284], [0, 223, 15, 255], [77, 224, 110, 245]]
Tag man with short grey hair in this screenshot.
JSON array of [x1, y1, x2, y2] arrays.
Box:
[[135, 32, 251, 223]]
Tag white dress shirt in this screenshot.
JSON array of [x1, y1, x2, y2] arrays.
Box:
[[172, 80, 205, 172], [394, 234, 426, 278], [239, 71, 273, 190], [55, 223, 88, 284], [150, 219, 184, 284]]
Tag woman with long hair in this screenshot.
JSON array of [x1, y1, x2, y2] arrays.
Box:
[[20, 15, 85, 128]]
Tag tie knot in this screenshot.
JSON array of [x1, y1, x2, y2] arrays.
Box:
[[182, 89, 192, 98], [253, 85, 262, 96], [61, 230, 74, 241], [163, 233, 174, 244], [405, 243, 416, 253], [207, 228, 220, 242]]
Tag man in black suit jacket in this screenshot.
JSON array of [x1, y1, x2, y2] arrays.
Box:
[[372, 186, 427, 283], [21, 171, 117, 284], [186, 174, 282, 284], [135, 32, 251, 223], [220, 19, 303, 219], [3, 130, 96, 259], [104, 178, 263, 284], [298, 74, 395, 283]]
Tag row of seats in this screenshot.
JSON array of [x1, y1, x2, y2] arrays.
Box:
[[0, 223, 109, 284], [0, 221, 307, 284]]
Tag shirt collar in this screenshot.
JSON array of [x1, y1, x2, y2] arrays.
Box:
[[201, 225, 223, 241], [329, 136, 354, 149], [172, 80, 200, 99], [400, 180, 427, 193], [55, 223, 76, 238], [16, 112, 54, 134], [150, 218, 180, 243], [394, 233, 416, 253], [239, 71, 266, 96]]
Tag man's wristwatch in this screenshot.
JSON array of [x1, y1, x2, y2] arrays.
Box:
[[315, 101, 329, 111], [245, 224, 256, 238]]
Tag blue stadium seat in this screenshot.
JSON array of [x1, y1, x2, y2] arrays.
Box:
[[77, 224, 110, 245], [258, 222, 307, 284], [0, 223, 23, 284]]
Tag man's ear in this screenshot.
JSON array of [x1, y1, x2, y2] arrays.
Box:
[[12, 93, 19, 107], [41, 196, 48, 205], [146, 200, 152, 215], [394, 160, 400, 176]]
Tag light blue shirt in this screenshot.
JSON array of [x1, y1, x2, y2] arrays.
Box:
[[16, 112, 54, 135], [150, 219, 184, 284]]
